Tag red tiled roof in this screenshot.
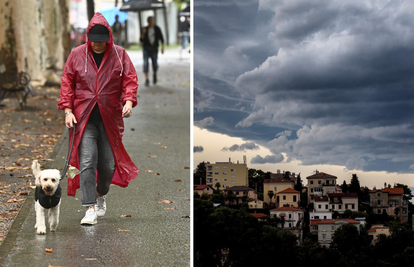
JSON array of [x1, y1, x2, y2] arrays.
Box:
[[314, 196, 328, 202], [369, 187, 404, 195], [278, 188, 299, 194], [194, 185, 213, 190], [313, 218, 359, 224], [328, 193, 358, 198], [270, 206, 304, 212], [251, 213, 267, 219], [306, 172, 337, 179], [367, 225, 390, 232], [249, 198, 264, 203]]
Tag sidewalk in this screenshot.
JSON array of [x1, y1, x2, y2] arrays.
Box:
[[1, 48, 191, 267]]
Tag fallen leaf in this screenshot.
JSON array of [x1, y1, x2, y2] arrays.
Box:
[[18, 174, 32, 178], [153, 142, 161, 145], [160, 146, 167, 149], [155, 173, 160, 175], [84, 258, 97, 260], [120, 214, 132, 217], [145, 170, 154, 173], [184, 167, 190, 169], [147, 154, 157, 158], [118, 229, 130, 232], [187, 198, 191, 201], [131, 128, 135, 131], [158, 200, 173, 204], [22, 167, 31, 170], [45, 248, 53, 253], [164, 208, 176, 210], [18, 192, 28, 196], [174, 180, 182, 182]]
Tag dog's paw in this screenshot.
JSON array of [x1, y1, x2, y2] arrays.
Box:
[[50, 228, 56, 232], [37, 229, 46, 235]]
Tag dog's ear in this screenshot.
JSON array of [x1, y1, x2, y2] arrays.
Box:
[[32, 160, 42, 187]]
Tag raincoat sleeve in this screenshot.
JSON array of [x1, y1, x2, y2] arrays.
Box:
[[58, 51, 76, 110], [121, 50, 138, 108]]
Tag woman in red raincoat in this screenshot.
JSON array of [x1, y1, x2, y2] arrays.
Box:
[[58, 13, 139, 225]]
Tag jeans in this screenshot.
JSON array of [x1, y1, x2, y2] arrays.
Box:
[[79, 105, 115, 206], [181, 31, 189, 50], [143, 49, 158, 74]]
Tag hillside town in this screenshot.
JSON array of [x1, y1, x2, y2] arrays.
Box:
[[194, 157, 414, 249]]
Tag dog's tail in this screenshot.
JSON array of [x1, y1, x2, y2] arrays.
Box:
[[32, 160, 42, 187]]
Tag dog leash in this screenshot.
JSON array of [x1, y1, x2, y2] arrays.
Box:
[[60, 124, 75, 180]]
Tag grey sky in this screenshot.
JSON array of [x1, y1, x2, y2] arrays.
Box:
[[194, 0, 414, 174]]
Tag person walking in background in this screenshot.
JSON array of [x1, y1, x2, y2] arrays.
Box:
[[140, 16, 164, 86], [112, 14, 123, 45], [58, 12, 139, 225], [178, 16, 190, 53]]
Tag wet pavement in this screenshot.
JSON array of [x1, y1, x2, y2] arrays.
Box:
[[1, 48, 191, 266]]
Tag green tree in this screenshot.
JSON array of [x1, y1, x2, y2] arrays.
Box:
[[193, 161, 206, 185], [268, 190, 274, 205], [349, 174, 361, 195], [225, 190, 237, 205], [194, 191, 200, 199], [341, 180, 349, 193], [215, 182, 221, 191], [294, 173, 302, 192]]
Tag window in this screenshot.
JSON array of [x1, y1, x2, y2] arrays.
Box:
[[310, 181, 314, 184], [325, 205, 328, 209], [283, 195, 286, 200], [207, 166, 213, 170], [289, 214, 292, 219], [223, 166, 227, 169], [207, 178, 212, 183], [377, 209, 381, 214], [289, 223, 292, 228], [323, 226, 326, 232], [377, 200, 381, 205], [311, 188, 314, 193], [215, 179, 219, 182], [318, 205, 321, 209], [352, 204, 355, 209], [207, 172, 213, 177], [323, 216, 327, 219], [274, 186, 277, 191], [223, 184, 227, 188], [339, 205, 342, 209], [223, 179, 227, 182], [250, 205, 252, 208], [314, 216, 320, 219], [377, 192, 380, 197], [332, 204, 335, 209], [322, 234, 326, 241], [318, 180, 321, 184], [293, 196, 297, 202], [215, 166, 219, 169], [331, 226, 335, 231], [231, 175, 235, 178], [223, 172, 227, 175], [345, 204, 348, 209], [231, 168, 235, 172], [214, 172, 219, 175]]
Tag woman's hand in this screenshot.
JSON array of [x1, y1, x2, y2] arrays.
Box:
[[122, 100, 133, 118], [65, 109, 77, 128]]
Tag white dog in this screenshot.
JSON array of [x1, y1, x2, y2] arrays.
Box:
[[31, 160, 62, 235]]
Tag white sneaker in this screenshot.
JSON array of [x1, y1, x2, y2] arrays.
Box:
[[95, 195, 106, 217], [80, 208, 97, 225]]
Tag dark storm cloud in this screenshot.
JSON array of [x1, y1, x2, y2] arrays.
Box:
[[221, 142, 260, 152], [194, 146, 204, 153], [195, 0, 414, 173], [250, 154, 284, 164]]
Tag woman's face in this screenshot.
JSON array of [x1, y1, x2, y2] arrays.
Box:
[[91, 42, 106, 53]]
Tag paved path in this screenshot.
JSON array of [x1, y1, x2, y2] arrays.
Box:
[[1, 48, 191, 267]]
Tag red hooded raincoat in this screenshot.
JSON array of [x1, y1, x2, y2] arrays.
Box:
[[58, 13, 139, 197]]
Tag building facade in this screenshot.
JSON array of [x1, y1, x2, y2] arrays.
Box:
[[370, 187, 408, 223], [270, 206, 304, 229], [263, 173, 295, 204], [206, 160, 248, 190], [307, 171, 338, 204], [310, 218, 360, 248], [276, 188, 300, 208]]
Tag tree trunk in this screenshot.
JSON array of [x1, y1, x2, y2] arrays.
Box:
[[0, 0, 70, 84], [87, 0, 95, 21]]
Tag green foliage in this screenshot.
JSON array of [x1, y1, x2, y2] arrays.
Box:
[[193, 161, 206, 185]]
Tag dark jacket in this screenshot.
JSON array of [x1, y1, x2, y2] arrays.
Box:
[[35, 185, 62, 209], [140, 25, 164, 52]]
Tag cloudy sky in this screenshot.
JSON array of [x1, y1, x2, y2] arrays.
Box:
[[193, 0, 414, 188]]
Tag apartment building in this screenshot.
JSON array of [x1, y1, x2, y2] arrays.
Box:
[[276, 188, 300, 208], [270, 206, 304, 230], [307, 171, 338, 204], [263, 172, 295, 204], [310, 218, 360, 248], [370, 187, 408, 223], [205, 158, 248, 190]]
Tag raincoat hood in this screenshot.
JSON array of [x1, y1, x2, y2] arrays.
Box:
[[87, 12, 113, 49]]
